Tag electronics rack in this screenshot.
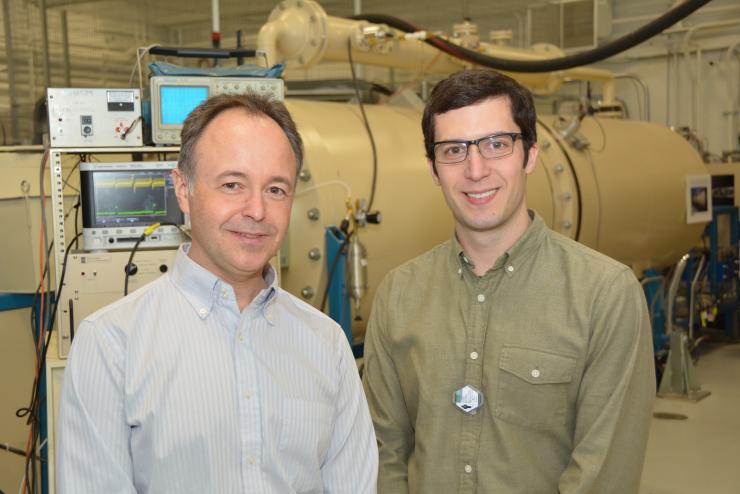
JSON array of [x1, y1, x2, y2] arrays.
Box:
[[49, 146, 180, 359]]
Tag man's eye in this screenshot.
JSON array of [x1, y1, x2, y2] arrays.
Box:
[[483, 138, 509, 152], [444, 145, 466, 156], [268, 186, 286, 196], [222, 182, 240, 191]]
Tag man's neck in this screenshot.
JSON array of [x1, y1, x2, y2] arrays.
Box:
[[185, 246, 269, 311], [231, 274, 268, 312], [457, 209, 532, 277]]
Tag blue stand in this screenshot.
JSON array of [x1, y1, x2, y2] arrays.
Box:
[[704, 205, 740, 337], [325, 227, 352, 342], [324, 227, 365, 358], [642, 269, 668, 354]]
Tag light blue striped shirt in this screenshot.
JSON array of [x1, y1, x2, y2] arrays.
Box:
[[56, 244, 378, 493]]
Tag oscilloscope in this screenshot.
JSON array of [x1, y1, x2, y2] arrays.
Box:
[[80, 161, 186, 250], [149, 76, 284, 145]]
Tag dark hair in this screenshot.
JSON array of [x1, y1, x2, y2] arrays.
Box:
[[178, 93, 303, 183], [422, 69, 537, 170]]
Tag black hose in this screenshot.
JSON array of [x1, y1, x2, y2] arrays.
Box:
[[349, 0, 713, 73]]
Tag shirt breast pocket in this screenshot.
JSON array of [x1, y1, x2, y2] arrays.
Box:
[[495, 345, 577, 430]]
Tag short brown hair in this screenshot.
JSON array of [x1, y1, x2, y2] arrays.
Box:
[[178, 93, 303, 183], [422, 69, 537, 172]]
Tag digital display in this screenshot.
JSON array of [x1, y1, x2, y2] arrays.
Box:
[[81, 169, 183, 228], [160, 85, 209, 125]]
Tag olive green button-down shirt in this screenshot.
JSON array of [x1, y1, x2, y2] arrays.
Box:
[[363, 212, 655, 494]]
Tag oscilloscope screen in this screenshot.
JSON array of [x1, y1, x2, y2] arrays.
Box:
[[81, 169, 184, 228]]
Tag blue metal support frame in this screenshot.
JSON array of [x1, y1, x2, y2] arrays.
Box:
[[642, 269, 668, 354], [703, 205, 739, 338], [324, 227, 365, 358], [325, 226, 352, 341], [0, 293, 36, 312]]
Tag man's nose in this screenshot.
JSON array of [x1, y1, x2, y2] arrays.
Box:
[[241, 191, 266, 221], [464, 144, 490, 181]]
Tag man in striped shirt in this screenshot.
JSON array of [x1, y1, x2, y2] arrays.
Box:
[[57, 93, 378, 493]]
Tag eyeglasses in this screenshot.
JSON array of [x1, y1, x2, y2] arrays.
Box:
[[433, 132, 523, 165]]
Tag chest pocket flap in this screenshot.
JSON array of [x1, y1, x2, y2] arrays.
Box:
[[499, 345, 576, 384]]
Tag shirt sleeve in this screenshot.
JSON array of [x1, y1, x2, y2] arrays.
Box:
[[321, 328, 379, 494], [56, 320, 136, 494], [362, 276, 413, 494], [558, 268, 656, 493]]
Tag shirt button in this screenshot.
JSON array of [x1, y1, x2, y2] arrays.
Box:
[[221, 289, 228, 299], [198, 308, 207, 316], [477, 294, 485, 303], [506, 265, 515, 273], [470, 351, 479, 360], [238, 334, 244, 342], [464, 464, 473, 473], [244, 390, 252, 399], [457, 268, 462, 276], [531, 369, 541, 378], [247, 455, 256, 465]]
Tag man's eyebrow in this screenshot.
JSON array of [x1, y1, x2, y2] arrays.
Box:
[[269, 175, 295, 189], [215, 170, 248, 180]]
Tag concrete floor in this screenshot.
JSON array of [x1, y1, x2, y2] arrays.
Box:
[[640, 342, 740, 494]]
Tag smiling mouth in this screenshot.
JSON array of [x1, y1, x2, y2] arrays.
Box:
[[230, 231, 269, 239], [466, 189, 497, 199]]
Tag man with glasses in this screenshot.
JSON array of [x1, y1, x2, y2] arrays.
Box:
[[362, 69, 655, 493]]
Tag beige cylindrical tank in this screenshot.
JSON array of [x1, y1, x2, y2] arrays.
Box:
[[528, 115, 707, 270], [283, 100, 453, 329], [282, 99, 708, 331]]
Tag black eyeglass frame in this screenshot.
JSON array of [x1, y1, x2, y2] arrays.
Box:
[[433, 132, 524, 164]]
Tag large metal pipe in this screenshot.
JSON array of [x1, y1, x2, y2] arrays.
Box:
[[256, 0, 590, 97]]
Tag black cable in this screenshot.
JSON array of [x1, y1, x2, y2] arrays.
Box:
[[0, 442, 45, 461], [19, 232, 81, 493], [120, 116, 142, 141], [124, 233, 147, 297], [28, 241, 55, 352], [124, 222, 189, 296], [346, 37, 379, 212], [74, 196, 81, 239], [320, 230, 354, 313], [62, 159, 81, 193], [349, 0, 712, 73]]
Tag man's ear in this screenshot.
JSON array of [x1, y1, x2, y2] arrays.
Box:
[[171, 168, 191, 215], [524, 143, 539, 175], [427, 159, 440, 185]]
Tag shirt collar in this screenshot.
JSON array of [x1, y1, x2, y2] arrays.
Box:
[[450, 209, 546, 278], [170, 243, 278, 322]]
